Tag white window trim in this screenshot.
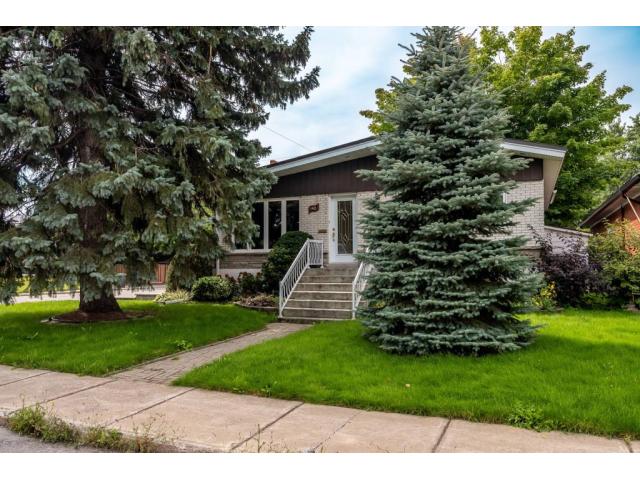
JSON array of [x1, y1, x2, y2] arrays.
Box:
[[232, 197, 300, 253]]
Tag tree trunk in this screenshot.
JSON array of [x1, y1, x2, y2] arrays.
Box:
[[79, 275, 121, 313]]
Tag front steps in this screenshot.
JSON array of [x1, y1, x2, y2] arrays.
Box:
[[280, 263, 358, 322]]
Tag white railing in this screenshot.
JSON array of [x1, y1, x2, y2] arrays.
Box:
[[352, 258, 373, 319], [279, 239, 324, 317]]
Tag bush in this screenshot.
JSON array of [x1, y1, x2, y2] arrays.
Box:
[[261, 231, 313, 293], [238, 272, 263, 296], [588, 221, 640, 305], [191, 276, 234, 302], [166, 256, 213, 291], [531, 282, 558, 311], [154, 289, 192, 304], [579, 292, 623, 310], [223, 275, 241, 299], [534, 231, 604, 307]]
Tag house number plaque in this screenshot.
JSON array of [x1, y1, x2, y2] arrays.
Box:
[[308, 203, 320, 214]]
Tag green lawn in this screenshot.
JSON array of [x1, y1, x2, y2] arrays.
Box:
[[0, 301, 272, 375], [175, 309, 640, 439]]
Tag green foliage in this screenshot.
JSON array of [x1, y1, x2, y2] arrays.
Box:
[[261, 231, 313, 293], [588, 221, 640, 304], [154, 289, 193, 304], [358, 27, 539, 356], [508, 402, 558, 432], [166, 257, 212, 292], [172, 339, 194, 351], [579, 292, 621, 310], [191, 276, 234, 302], [238, 272, 264, 296], [8, 405, 160, 452], [473, 27, 631, 227], [531, 282, 558, 311], [8, 404, 79, 444], [362, 27, 632, 228], [0, 27, 319, 311]]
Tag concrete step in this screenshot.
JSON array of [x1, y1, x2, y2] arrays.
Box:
[[286, 299, 353, 310], [295, 282, 352, 292], [282, 307, 352, 320], [300, 273, 356, 283], [305, 266, 358, 277], [289, 290, 352, 301], [278, 316, 346, 324]]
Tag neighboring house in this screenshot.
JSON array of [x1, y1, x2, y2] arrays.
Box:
[[218, 136, 567, 276], [580, 173, 640, 233], [214, 136, 569, 321]]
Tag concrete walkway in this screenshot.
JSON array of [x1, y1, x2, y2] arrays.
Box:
[[113, 323, 309, 384], [0, 364, 636, 453]]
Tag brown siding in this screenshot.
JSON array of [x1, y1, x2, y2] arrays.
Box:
[[266, 156, 378, 198], [514, 158, 543, 181], [267, 155, 542, 198], [219, 252, 269, 270]]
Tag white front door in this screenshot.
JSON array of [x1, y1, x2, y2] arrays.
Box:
[[329, 195, 357, 263]]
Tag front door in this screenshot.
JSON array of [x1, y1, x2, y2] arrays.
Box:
[[329, 196, 357, 263]]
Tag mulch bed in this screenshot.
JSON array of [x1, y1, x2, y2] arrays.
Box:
[[45, 310, 152, 324]]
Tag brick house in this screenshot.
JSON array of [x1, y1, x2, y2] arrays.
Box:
[[580, 174, 640, 233], [218, 136, 567, 275], [214, 137, 569, 321]]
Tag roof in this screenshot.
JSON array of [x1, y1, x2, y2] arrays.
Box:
[[580, 173, 640, 229], [266, 136, 567, 210]]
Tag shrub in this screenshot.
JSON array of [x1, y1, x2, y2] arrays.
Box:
[[166, 256, 213, 291], [531, 282, 558, 311], [588, 221, 640, 305], [261, 231, 313, 293], [191, 276, 234, 302], [154, 289, 192, 304], [238, 272, 263, 296], [534, 231, 604, 307], [223, 275, 241, 299], [579, 292, 623, 310]]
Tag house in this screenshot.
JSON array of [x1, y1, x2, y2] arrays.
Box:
[[580, 173, 640, 233], [215, 136, 570, 322]]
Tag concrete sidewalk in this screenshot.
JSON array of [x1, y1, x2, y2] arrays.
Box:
[[0, 364, 635, 453]]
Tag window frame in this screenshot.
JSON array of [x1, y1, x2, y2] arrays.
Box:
[[233, 197, 301, 252]]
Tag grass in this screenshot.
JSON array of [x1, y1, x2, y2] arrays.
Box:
[[6, 404, 163, 452], [0, 300, 272, 375], [175, 309, 640, 439]]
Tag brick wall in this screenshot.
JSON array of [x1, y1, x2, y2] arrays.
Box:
[[496, 180, 545, 247]]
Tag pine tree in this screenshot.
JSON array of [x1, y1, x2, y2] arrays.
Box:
[[358, 27, 540, 356], [0, 27, 318, 316]]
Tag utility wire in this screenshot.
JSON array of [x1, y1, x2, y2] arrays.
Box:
[[262, 126, 312, 152]]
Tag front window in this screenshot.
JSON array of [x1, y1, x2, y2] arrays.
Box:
[[236, 199, 300, 251]]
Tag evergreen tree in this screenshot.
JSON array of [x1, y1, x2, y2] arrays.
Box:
[[362, 27, 632, 228], [0, 27, 318, 316], [358, 27, 539, 356]]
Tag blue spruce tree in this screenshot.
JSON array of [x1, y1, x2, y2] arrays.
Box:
[[358, 27, 540, 355], [0, 27, 318, 318]]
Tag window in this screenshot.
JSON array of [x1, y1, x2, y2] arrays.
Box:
[[235, 199, 300, 251], [251, 202, 265, 249], [286, 200, 299, 232], [268, 201, 282, 249]]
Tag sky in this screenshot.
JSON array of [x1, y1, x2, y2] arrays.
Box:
[[254, 26, 640, 163]]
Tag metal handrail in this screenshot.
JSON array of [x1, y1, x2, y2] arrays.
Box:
[[279, 239, 324, 317], [352, 253, 373, 319]]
